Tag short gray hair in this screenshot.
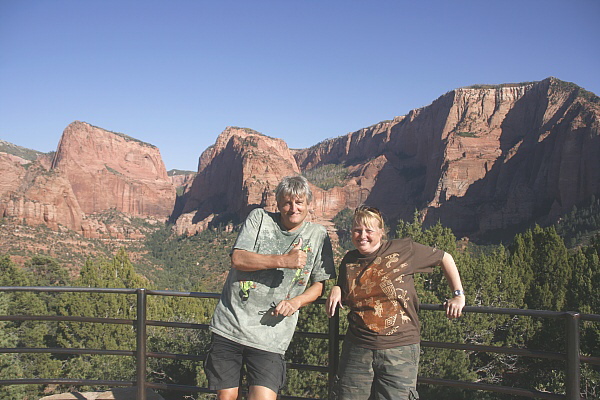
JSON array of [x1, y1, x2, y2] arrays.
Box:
[[275, 175, 313, 204]]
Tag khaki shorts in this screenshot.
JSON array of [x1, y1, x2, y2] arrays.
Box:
[[334, 340, 420, 400]]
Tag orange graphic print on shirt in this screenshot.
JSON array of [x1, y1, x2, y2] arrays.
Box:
[[346, 253, 411, 335]]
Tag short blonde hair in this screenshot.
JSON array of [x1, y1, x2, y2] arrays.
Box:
[[353, 205, 387, 239]]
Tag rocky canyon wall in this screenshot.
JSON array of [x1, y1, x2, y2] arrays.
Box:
[[3, 78, 598, 242], [175, 78, 600, 240], [1, 121, 176, 238]]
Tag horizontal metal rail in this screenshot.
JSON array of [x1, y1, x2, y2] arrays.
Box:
[[0, 315, 135, 325], [421, 303, 576, 318], [420, 340, 567, 361], [418, 377, 565, 400], [0, 286, 598, 399], [0, 347, 134, 357], [0, 379, 132, 387]]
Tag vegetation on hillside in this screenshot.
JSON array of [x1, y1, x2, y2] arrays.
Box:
[[1, 199, 599, 399], [142, 224, 237, 292], [0, 139, 44, 161], [466, 81, 536, 90], [555, 196, 600, 247], [552, 79, 600, 104], [168, 169, 196, 176], [303, 163, 349, 190], [465, 78, 600, 104]]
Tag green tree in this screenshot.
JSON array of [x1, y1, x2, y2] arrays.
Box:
[[0, 256, 28, 400], [0, 254, 62, 399], [55, 248, 150, 391], [332, 208, 355, 253], [507, 226, 573, 396], [567, 242, 600, 399], [25, 256, 70, 286], [146, 292, 217, 399], [522, 226, 571, 311]]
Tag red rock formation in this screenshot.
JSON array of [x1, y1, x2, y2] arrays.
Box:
[[174, 127, 301, 235], [0, 156, 84, 231], [3, 78, 598, 242], [309, 78, 600, 239], [168, 171, 196, 188], [0, 152, 26, 195], [1, 122, 176, 238], [51, 121, 175, 218], [177, 78, 600, 241]]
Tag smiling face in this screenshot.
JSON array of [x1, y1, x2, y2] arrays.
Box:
[[351, 218, 384, 255], [277, 195, 309, 231]]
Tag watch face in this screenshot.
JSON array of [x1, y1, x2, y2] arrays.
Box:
[[453, 290, 464, 296]]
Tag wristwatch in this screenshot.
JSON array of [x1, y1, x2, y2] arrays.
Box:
[[453, 290, 465, 297]]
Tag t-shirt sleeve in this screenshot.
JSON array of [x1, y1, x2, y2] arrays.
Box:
[[231, 208, 263, 254], [309, 230, 336, 283], [410, 240, 445, 274], [336, 254, 349, 297]]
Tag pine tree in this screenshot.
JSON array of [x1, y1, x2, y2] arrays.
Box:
[[567, 244, 600, 399], [55, 248, 150, 391], [25, 256, 70, 286], [0, 254, 62, 399], [508, 226, 573, 395]]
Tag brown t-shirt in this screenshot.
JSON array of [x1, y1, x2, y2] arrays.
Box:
[[337, 238, 444, 349]]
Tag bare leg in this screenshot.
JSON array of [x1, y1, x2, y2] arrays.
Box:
[[247, 385, 278, 400], [216, 387, 240, 400]]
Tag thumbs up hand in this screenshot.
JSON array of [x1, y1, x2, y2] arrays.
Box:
[[284, 237, 307, 269]]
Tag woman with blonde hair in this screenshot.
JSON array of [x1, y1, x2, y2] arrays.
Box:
[[326, 205, 465, 399]]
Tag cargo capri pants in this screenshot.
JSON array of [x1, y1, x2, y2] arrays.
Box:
[[333, 340, 420, 400]]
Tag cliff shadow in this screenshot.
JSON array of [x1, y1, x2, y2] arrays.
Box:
[[423, 85, 595, 243]]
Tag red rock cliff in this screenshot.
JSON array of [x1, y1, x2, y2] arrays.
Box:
[[173, 127, 301, 235], [296, 78, 600, 239], [178, 78, 600, 240], [1, 122, 176, 238], [0, 153, 85, 232], [51, 121, 175, 218]]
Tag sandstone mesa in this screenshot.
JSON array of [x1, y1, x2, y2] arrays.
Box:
[[1, 77, 599, 242]]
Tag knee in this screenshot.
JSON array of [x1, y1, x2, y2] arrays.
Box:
[[217, 388, 240, 400]]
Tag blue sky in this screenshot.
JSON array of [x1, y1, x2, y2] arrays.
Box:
[[1, 0, 598, 171]]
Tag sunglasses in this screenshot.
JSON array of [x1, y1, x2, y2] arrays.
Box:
[[355, 205, 381, 216]]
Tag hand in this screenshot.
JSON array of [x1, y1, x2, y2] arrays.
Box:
[[284, 237, 307, 269], [273, 298, 301, 317], [325, 286, 343, 318], [444, 295, 465, 319]]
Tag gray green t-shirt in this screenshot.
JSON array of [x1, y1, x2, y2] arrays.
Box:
[[210, 208, 336, 354]]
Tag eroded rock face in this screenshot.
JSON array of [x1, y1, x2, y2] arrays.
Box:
[[168, 171, 196, 188], [422, 79, 600, 238], [0, 122, 176, 238], [177, 78, 600, 240], [173, 127, 301, 235], [0, 154, 85, 232], [52, 121, 175, 218], [3, 78, 598, 241]]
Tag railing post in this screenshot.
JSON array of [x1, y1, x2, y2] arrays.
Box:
[[136, 288, 147, 400], [328, 307, 340, 398], [565, 312, 580, 400]]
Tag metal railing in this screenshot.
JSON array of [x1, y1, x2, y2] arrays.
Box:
[[0, 286, 598, 399]]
